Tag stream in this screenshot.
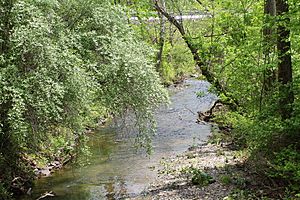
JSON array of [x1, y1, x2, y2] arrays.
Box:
[[20, 79, 217, 200]]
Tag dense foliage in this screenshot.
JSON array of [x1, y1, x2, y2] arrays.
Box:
[[1, 0, 300, 198], [137, 0, 300, 197], [0, 0, 168, 198], [191, 0, 300, 196]]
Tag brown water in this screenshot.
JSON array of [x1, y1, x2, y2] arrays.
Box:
[[20, 79, 217, 200]]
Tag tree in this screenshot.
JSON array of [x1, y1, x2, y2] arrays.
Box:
[[260, 0, 277, 109], [276, 0, 293, 119], [0, 1, 168, 196], [263, 0, 276, 89]]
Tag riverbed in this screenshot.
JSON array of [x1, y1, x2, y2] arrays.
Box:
[[20, 79, 217, 200]]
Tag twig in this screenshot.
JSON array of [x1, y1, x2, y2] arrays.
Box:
[[36, 191, 55, 200], [184, 105, 196, 115]]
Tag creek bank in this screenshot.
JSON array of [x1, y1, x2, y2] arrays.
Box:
[[135, 103, 287, 200], [10, 148, 75, 196], [32, 156, 69, 178], [12, 122, 109, 197], [135, 135, 283, 199], [29, 118, 110, 178], [134, 142, 246, 200]]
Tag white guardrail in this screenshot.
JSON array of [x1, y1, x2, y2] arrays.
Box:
[[130, 14, 211, 23]]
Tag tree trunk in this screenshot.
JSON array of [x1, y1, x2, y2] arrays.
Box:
[[263, 0, 276, 90], [276, 0, 293, 119], [260, 0, 277, 110]]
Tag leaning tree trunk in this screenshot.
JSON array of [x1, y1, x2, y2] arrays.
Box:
[[276, 0, 293, 119], [153, 0, 239, 110]]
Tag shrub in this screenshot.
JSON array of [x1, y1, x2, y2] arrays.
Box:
[[269, 146, 300, 190], [0, 0, 168, 195]]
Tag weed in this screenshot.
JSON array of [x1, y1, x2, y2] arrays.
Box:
[[186, 152, 196, 159], [182, 167, 215, 186], [216, 149, 225, 156], [196, 91, 205, 98], [220, 174, 232, 185]]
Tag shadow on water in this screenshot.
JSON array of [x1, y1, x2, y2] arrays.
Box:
[[19, 79, 217, 200]]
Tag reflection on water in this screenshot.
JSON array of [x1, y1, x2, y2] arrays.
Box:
[[19, 79, 217, 200]]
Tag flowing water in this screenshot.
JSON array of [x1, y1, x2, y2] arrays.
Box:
[[20, 79, 217, 200]]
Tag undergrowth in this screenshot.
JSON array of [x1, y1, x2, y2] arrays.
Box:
[[181, 167, 215, 187], [208, 107, 300, 199]]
